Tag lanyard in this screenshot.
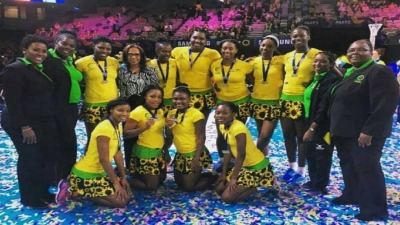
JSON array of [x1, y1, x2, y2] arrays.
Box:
[[221, 60, 236, 85], [292, 48, 309, 76], [93, 56, 108, 83], [262, 58, 272, 84], [107, 118, 121, 151], [174, 108, 187, 124], [143, 104, 158, 119], [188, 48, 204, 68], [157, 59, 169, 83]]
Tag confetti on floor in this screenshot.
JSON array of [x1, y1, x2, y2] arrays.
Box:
[[0, 111, 399, 224]]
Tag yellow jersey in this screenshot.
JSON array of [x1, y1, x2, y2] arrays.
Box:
[[75, 55, 119, 104], [147, 58, 179, 99], [171, 46, 220, 93], [211, 59, 253, 101], [249, 55, 285, 101]]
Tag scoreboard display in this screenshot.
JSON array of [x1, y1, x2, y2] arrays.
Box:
[[15, 0, 65, 3]]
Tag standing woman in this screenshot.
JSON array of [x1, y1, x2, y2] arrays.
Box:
[[61, 98, 132, 208], [330, 40, 397, 221], [215, 102, 276, 203], [43, 29, 83, 182], [171, 28, 221, 120], [76, 36, 120, 146], [248, 35, 285, 156], [1, 35, 57, 208], [164, 84, 214, 191], [301, 51, 339, 195], [210, 39, 253, 170], [280, 26, 321, 185], [148, 39, 179, 116], [124, 85, 168, 191], [118, 44, 158, 168]]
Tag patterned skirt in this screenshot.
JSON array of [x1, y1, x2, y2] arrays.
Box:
[[279, 100, 305, 120], [172, 148, 213, 174], [226, 164, 275, 188], [79, 105, 107, 124], [69, 173, 115, 198], [250, 102, 281, 121], [129, 145, 166, 176], [190, 91, 216, 111]]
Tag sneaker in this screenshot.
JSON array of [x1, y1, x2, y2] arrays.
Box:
[[55, 179, 70, 205], [212, 161, 224, 174], [289, 173, 306, 185], [282, 168, 296, 182]]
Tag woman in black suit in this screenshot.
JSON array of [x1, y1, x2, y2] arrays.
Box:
[[330, 39, 398, 221], [42, 29, 83, 183], [1, 35, 57, 208], [302, 51, 339, 195]]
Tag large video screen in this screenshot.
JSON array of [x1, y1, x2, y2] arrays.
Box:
[[15, 0, 65, 3]]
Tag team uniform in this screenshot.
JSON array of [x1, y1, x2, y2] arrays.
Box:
[[128, 106, 166, 176], [210, 59, 253, 122], [148, 58, 179, 116], [219, 120, 275, 187], [171, 47, 221, 111], [76, 56, 119, 124], [69, 120, 122, 197], [249, 55, 284, 121], [167, 108, 212, 174], [280, 48, 320, 119]]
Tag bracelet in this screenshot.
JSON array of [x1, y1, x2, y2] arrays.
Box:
[[309, 128, 315, 132], [22, 127, 32, 132]]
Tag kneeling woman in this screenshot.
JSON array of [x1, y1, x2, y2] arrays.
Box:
[[124, 85, 168, 191], [66, 98, 132, 208], [165, 84, 215, 191], [215, 102, 276, 203]]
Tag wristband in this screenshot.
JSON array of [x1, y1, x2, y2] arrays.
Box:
[[309, 128, 315, 132]]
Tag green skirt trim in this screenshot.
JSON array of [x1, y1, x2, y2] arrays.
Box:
[[71, 167, 107, 179], [250, 98, 279, 105], [83, 102, 109, 107], [163, 98, 173, 106], [191, 89, 213, 95], [133, 144, 162, 159], [280, 93, 304, 102], [245, 158, 270, 171]]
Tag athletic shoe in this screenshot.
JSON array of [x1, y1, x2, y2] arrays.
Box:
[[301, 181, 314, 191], [289, 173, 306, 185], [55, 179, 70, 205], [282, 168, 296, 182]]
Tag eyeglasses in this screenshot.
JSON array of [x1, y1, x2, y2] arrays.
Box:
[[347, 48, 370, 53], [127, 53, 140, 58]]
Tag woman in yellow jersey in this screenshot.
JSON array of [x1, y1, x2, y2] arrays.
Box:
[[76, 36, 119, 146], [59, 98, 132, 208], [148, 39, 179, 116], [215, 102, 276, 203], [164, 84, 215, 191], [171, 28, 221, 120], [280, 26, 322, 185], [124, 85, 169, 191], [210, 39, 253, 172], [372, 48, 386, 65], [248, 35, 284, 156], [118, 44, 159, 168]]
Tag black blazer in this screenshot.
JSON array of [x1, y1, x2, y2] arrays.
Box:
[[306, 71, 339, 136], [42, 52, 72, 112], [1, 60, 55, 127], [330, 63, 398, 138]]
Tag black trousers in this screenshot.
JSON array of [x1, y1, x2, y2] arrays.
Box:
[[1, 112, 57, 205], [55, 104, 78, 180], [305, 133, 333, 191], [334, 136, 388, 217]]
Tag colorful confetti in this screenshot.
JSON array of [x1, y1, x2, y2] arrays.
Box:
[[0, 111, 399, 224]]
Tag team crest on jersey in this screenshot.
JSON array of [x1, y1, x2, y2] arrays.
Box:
[[87, 63, 96, 70], [354, 75, 364, 83]]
